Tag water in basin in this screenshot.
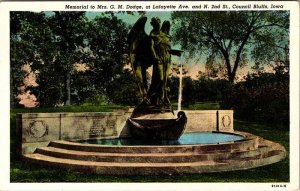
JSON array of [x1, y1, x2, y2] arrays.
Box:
[[78, 132, 245, 146]]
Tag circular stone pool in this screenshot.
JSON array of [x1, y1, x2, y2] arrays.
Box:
[[78, 132, 245, 146]]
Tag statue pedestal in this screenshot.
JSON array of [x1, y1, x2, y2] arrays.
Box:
[[128, 110, 187, 140], [131, 111, 176, 119]]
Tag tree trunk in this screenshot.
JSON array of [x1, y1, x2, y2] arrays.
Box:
[[64, 72, 71, 106], [224, 58, 235, 84], [228, 74, 235, 83], [229, 30, 252, 83], [10, 78, 16, 108]]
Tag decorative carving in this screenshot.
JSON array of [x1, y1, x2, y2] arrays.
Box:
[[28, 120, 49, 138], [89, 119, 105, 136], [221, 115, 231, 128]]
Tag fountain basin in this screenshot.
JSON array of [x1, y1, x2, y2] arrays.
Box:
[[78, 132, 245, 145]]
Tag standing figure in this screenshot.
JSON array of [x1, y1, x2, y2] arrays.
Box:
[[128, 16, 182, 111], [147, 18, 172, 107]]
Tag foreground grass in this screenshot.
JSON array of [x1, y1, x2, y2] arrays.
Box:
[[10, 105, 289, 182]]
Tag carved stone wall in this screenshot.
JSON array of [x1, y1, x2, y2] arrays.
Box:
[[17, 109, 233, 155], [17, 111, 132, 155], [60, 112, 129, 140], [183, 110, 233, 132]]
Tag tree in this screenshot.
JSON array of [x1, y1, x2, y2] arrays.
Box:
[[106, 69, 141, 106], [22, 12, 89, 106], [85, 15, 129, 103], [11, 12, 132, 107], [49, 12, 88, 106], [171, 11, 289, 83], [10, 12, 50, 107], [182, 76, 196, 106]]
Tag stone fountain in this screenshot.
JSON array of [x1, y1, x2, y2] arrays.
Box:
[[16, 16, 286, 175]]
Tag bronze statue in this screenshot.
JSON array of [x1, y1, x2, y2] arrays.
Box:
[[128, 17, 182, 112]]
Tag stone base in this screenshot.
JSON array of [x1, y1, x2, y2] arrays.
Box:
[[130, 107, 175, 119], [128, 111, 187, 140], [131, 112, 176, 119]]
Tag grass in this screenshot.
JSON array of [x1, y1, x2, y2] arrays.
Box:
[[172, 102, 221, 110], [10, 104, 289, 182], [11, 104, 127, 114]]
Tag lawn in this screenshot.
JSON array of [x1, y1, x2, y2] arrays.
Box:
[[10, 105, 289, 182]]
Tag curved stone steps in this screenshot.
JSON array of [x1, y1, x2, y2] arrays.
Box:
[[214, 150, 286, 171], [49, 138, 259, 154], [23, 148, 286, 175], [22, 132, 287, 175], [34, 143, 274, 163], [36, 147, 206, 163]]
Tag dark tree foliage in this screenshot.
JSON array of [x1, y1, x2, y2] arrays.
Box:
[[171, 11, 289, 83], [85, 15, 129, 102], [182, 77, 196, 107], [38, 11, 88, 106], [194, 77, 233, 102], [10, 12, 50, 107], [10, 12, 135, 107], [11, 12, 88, 107], [106, 69, 141, 106], [221, 67, 289, 127], [168, 76, 179, 103]]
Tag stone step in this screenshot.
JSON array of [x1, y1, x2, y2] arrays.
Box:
[[215, 150, 286, 170], [36, 147, 205, 163], [34, 144, 273, 163], [49, 138, 259, 154], [23, 148, 286, 175]]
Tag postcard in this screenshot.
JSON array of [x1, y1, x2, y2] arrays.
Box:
[[0, 1, 299, 191]]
